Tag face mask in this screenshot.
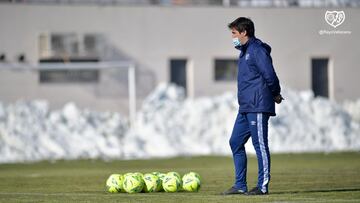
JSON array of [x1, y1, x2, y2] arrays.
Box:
[[232, 38, 241, 47]]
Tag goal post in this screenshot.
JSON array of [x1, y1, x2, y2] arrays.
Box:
[[41, 61, 137, 127], [0, 61, 137, 127]]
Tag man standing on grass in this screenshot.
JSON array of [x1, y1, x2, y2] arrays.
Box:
[[222, 17, 283, 196]]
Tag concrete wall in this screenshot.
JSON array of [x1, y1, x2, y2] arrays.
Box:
[[0, 4, 359, 113], [0, 66, 144, 114]]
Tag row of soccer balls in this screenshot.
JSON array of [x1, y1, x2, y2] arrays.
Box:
[[106, 171, 201, 193]]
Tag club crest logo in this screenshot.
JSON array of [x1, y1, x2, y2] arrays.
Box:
[[325, 11, 345, 28]]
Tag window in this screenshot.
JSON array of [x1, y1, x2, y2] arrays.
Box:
[[214, 59, 237, 81], [84, 34, 104, 56], [311, 58, 329, 98], [38, 33, 104, 62], [169, 59, 187, 95], [39, 69, 99, 83], [51, 33, 79, 56]]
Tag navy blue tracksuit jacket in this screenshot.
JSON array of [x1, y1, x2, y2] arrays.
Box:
[[236, 37, 281, 116]]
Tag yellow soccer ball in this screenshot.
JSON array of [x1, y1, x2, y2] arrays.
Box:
[[105, 174, 124, 193], [162, 175, 181, 192], [166, 172, 181, 180], [182, 173, 201, 192], [123, 173, 144, 193], [143, 173, 161, 192]]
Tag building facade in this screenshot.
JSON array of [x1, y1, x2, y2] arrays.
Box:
[[0, 4, 359, 114]]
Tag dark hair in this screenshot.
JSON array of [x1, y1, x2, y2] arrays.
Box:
[[228, 17, 255, 37]]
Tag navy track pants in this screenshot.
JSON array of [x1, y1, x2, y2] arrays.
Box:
[[229, 112, 271, 193]]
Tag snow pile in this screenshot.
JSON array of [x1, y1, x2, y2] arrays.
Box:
[[124, 84, 360, 158], [270, 88, 360, 153], [0, 101, 128, 163], [0, 83, 360, 163], [123, 84, 238, 158], [343, 99, 360, 123]]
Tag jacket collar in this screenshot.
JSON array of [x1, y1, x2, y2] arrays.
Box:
[[236, 37, 255, 56]]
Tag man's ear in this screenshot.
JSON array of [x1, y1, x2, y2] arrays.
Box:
[[241, 30, 247, 37]]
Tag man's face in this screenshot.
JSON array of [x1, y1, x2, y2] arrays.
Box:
[[231, 28, 247, 43]]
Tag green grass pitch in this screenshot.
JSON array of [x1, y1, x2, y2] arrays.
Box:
[[0, 153, 359, 202]]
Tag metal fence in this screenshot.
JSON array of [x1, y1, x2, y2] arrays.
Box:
[[2, 0, 360, 7]]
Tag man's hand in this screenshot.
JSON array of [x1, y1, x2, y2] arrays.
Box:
[[274, 94, 284, 104]]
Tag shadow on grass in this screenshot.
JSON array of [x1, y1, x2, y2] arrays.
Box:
[[272, 188, 360, 195]]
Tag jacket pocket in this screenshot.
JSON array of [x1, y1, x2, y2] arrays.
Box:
[[251, 90, 258, 108]]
